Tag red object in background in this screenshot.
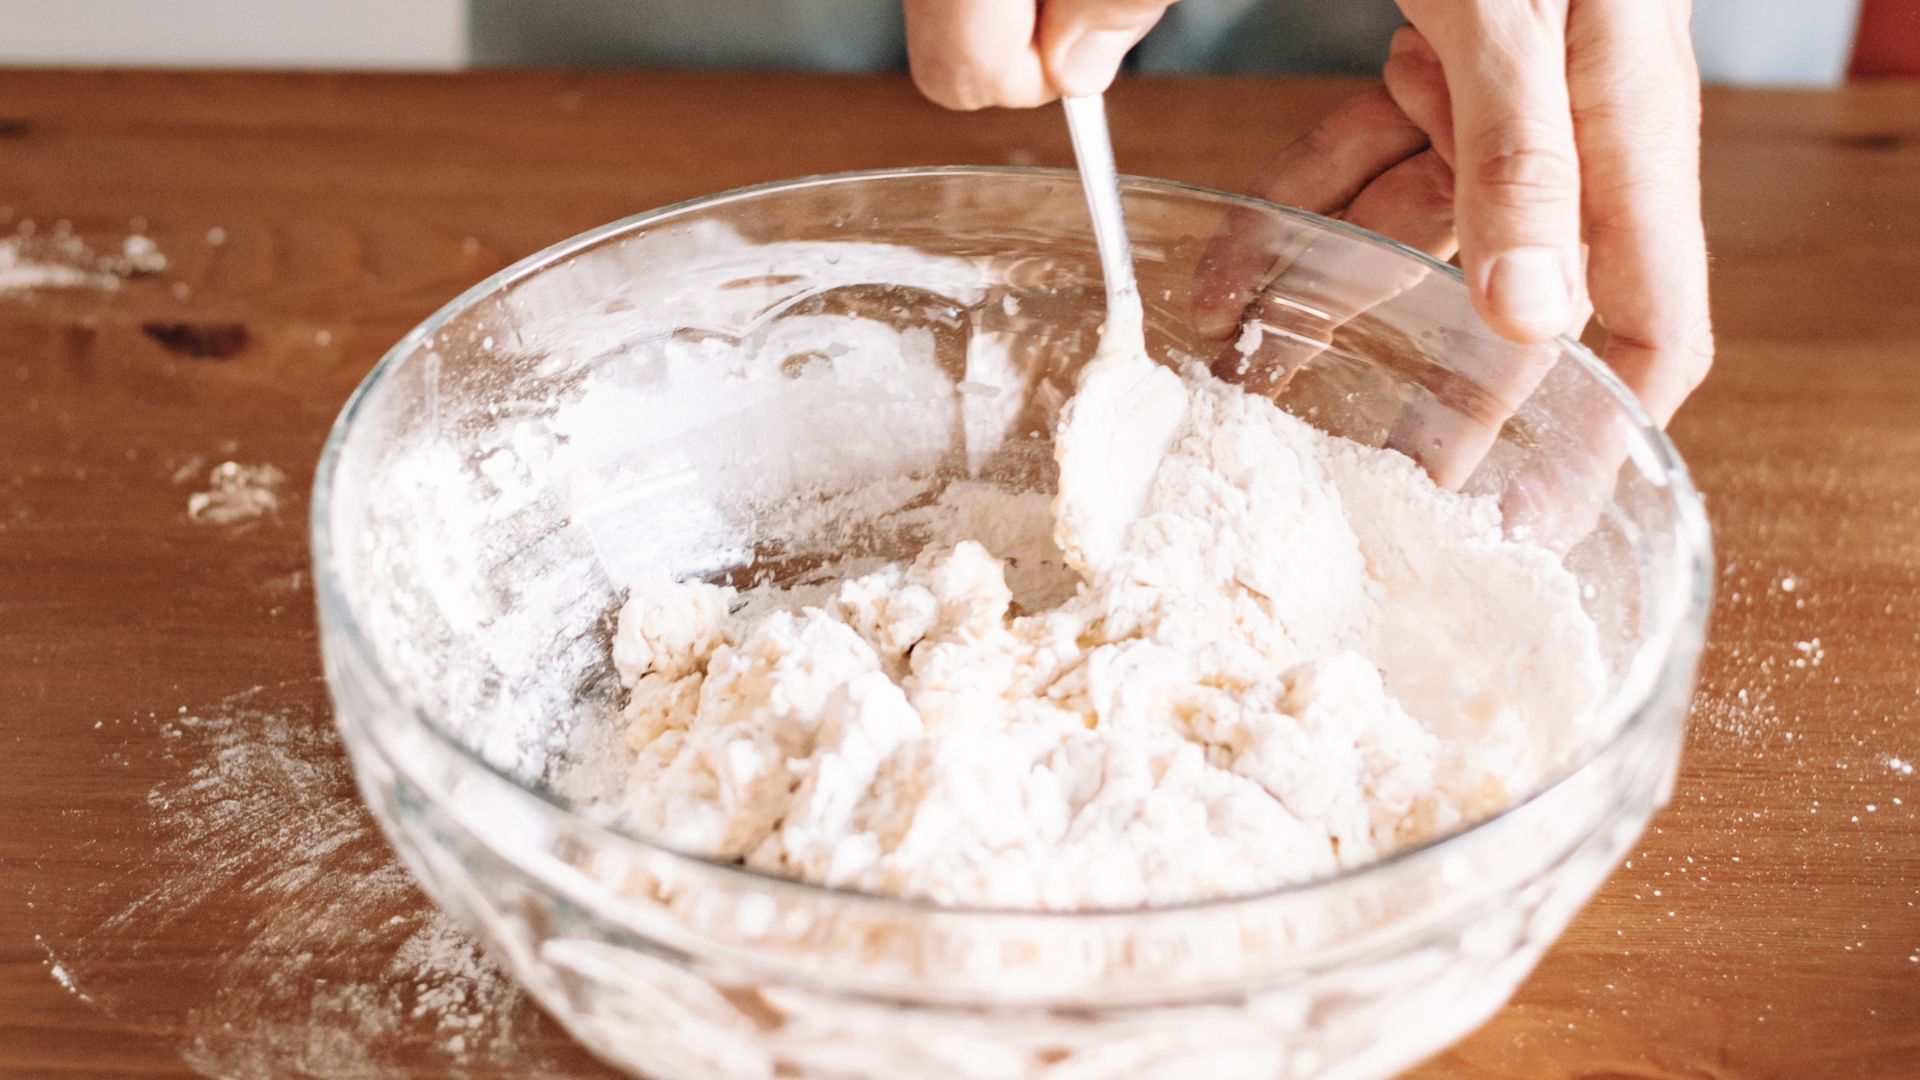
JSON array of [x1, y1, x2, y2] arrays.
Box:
[[1852, 0, 1920, 77]]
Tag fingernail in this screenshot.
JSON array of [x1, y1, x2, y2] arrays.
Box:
[[1056, 28, 1138, 97], [1484, 247, 1574, 338]]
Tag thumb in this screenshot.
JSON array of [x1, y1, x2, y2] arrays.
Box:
[[1039, 0, 1178, 97], [1410, 2, 1583, 343]]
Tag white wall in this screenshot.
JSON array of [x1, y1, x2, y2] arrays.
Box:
[[1694, 0, 1864, 86], [0, 0, 1870, 86], [0, 0, 465, 69]]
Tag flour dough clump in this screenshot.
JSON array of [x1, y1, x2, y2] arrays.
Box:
[[610, 348, 1605, 909]]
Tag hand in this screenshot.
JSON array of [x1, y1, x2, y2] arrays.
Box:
[[903, 0, 1178, 108], [1198, 1, 1714, 428]]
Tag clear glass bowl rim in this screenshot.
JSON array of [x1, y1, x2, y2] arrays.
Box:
[[309, 165, 1714, 920]]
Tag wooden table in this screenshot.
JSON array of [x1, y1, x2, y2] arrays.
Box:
[[1, 70, 1916, 1080]]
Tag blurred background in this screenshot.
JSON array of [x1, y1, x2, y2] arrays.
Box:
[[0, 0, 1913, 83]]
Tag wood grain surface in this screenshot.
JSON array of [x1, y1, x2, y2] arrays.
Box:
[[1, 70, 1917, 1080]]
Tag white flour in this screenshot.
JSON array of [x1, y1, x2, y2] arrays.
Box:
[[608, 349, 1605, 908], [30, 682, 585, 1080], [0, 223, 164, 293], [185, 461, 287, 526], [292, 219, 1674, 1080]]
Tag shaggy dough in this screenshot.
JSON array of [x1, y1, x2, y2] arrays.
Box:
[[609, 344, 1604, 909]]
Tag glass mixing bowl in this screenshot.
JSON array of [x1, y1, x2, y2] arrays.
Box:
[[312, 168, 1710, 1080]]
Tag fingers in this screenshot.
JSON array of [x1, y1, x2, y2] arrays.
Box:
[[1401, 0, 1583, 344], [1384, 295, 1587, 491], [904, 0, 1176, 109], [1244, 87, 1433, 219], [1203, 147, 1457, 398], [1342, 147, 1458, 259], [1193, 88, 1451, 398], [1567, 0, 1713, 424], [1038, 0, 1179, 97], [1490, 0, 1708, 550], [904, 0, 1051, 110], [1191, 87, 1431, 340], [1383, 26, 1454, 167]]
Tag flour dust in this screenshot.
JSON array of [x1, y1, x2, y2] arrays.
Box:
[[29, 680, 610, 1080], [0, 219, 165, 293]]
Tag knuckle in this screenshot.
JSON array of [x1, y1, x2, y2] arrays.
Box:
[[1289, 88, 1407, 173], [910, 54, 1033, 111], [910, 65, 976, 110], [924, 62, 1056, 111], [1612, 316, 1715, 390], [1383, 51, 1445, 109], [1473, 140, 1581, 207], [1676, 321, 1716, 388], [1583, 179, 1697, 240], [1388, 24, 1428, 60], [1293, 122, 1347, 174], [1413, 152, 1458, 208]]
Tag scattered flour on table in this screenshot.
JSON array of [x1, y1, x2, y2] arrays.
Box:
[[1691, 559, 1805, 748], [185, 461, 286, 526], [31, 682, 578, 1080], [33, 934, 93, 1004], [0, 221, 165, 293], [603, 347, 1607, 909]]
